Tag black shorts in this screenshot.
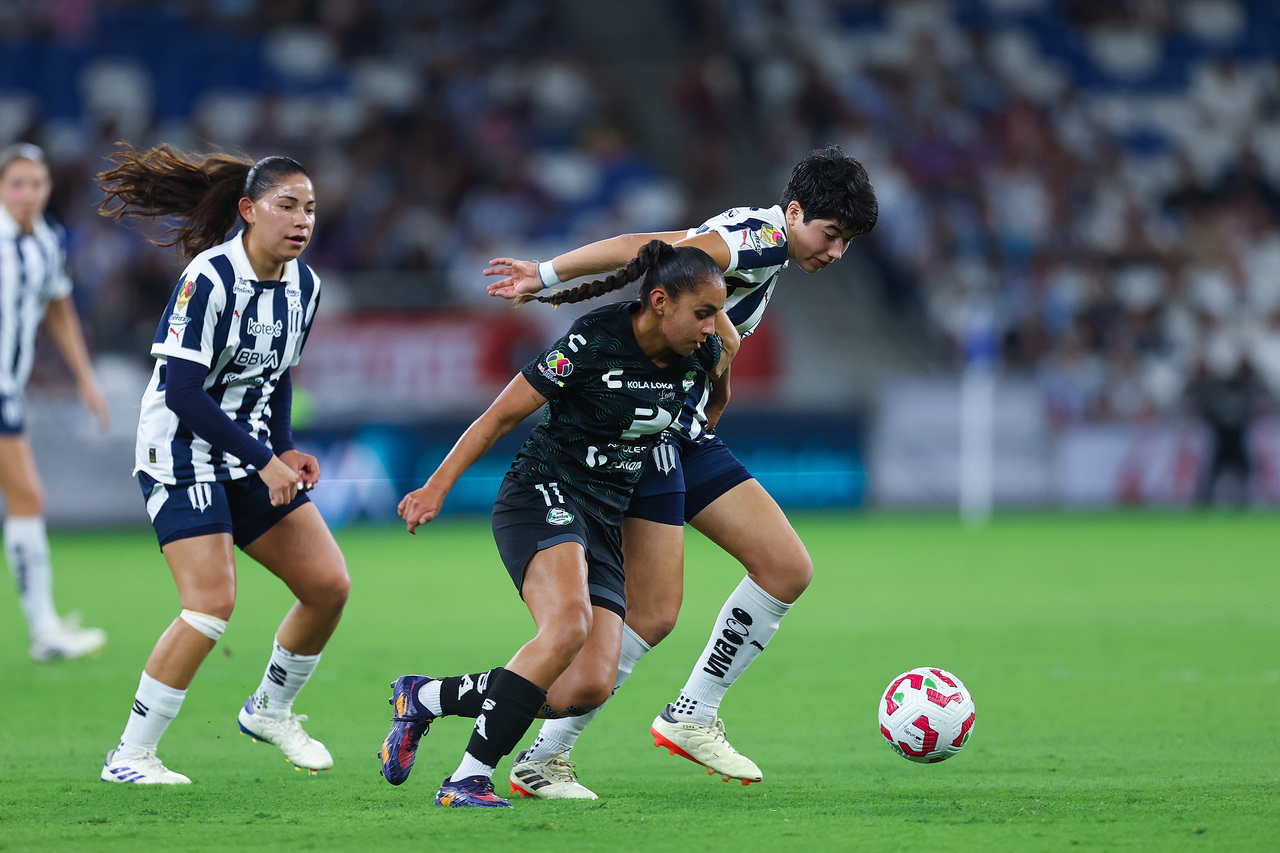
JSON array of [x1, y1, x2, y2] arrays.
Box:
[[139, 471, 310, 549], [625, 432, 754, 526], [491, 476, 626, 619]]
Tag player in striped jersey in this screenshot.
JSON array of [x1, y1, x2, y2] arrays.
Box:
[[0, 144, 110, 663], [95, 145, 348, 784], [486, 146, 877, 796], [378, 241, 731, 807]]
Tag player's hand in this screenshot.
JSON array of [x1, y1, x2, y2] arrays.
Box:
[[280, 448, 320, 491], [259, 455, 300, 507], [398, 484, 444, 534], [484, 258, 544, 299], [78, 376, 110, 431]]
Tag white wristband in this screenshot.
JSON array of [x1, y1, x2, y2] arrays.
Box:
[[537, 260, 562, 290]]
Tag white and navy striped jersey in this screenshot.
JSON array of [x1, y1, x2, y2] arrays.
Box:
[[0, 205, 73, 395], [676, 204, 790, 438], [135, 232, 320, 486]]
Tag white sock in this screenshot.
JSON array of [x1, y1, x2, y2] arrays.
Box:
[[4, 516, 59, 637], [118, 671, 186, 754], [525, 624, 651, 761], [672, 577, 791, 724], [449, 753, 494, 783], [250, 638, 320, 716], [419, 679, 443, 716]]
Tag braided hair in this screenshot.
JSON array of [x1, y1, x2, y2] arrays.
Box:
[[517, 239, 722, 309], [97, 142, 310, 260]]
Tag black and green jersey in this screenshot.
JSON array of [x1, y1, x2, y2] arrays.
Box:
[[513, 301, 722, 524]]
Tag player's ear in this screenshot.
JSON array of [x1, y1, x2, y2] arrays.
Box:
[[238, 196, 255, 225], [649, 287, 669, 315], [786, 200, 804, 227]]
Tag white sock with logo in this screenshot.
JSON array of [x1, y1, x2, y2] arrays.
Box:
[[118, 671, 187, 755], [525, 624, 652, 762], [4, 516, 59, 637], [251, 638, 321, 717], [672, 577, 791, 724]]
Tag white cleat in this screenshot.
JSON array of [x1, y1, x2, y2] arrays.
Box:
[[101, 748, 191, 784], [509, 749, 598, 800], [651, 704, 763, 785], [31, 614, 107, 662], [237, 698, 333, 773]]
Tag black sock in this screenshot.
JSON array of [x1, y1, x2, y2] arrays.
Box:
[[463, 669, 546, 769], [438, 668, 502, 718]]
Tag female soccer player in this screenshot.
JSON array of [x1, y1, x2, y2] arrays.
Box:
[[378, 240, 730, 807], [0, 143, 110, 662], [95, 144, 349, 784], [486, 145, 878, 797]]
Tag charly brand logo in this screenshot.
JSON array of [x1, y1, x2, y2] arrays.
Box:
[[547, 507, 574, 525]]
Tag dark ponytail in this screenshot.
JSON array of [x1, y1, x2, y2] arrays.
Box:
[[97, 143, 309, 259]]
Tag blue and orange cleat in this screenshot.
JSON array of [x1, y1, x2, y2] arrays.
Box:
[[379, 674, 436, 785], [435, 774, 513, 808]]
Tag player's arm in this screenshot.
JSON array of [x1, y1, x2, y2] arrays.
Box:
[[399, 374, 547, 533], [41, 295, 108, 430], [705, 311, 740, 428], [486, 229, 718, 299]]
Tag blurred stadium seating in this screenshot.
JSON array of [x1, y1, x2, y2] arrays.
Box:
[[4, 0, 1279, 514]]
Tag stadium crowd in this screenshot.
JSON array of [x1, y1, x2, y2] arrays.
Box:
[[678, 0, 1280, 430], [3, 0, 1280, 432]]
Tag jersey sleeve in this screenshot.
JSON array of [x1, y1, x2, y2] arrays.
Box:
[[44, 222, 73, 301], [289, 265, 321, 368], [694, 208, 789, 275], [149, 265, 226, 367], [521, 317, 592, 400]]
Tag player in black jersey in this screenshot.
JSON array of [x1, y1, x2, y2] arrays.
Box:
[[487, 146, 877, 796], [379, 240, 733, 808]]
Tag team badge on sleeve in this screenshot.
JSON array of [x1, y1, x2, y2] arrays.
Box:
[[174, 279, 197, 312], [538, 350, 575, 385]]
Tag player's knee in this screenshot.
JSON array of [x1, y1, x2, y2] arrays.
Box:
[[181, 589, 235, 621], [300, 563, 351, 612], [626, 609, 678, 647], [751, 548, 813, 604], [537, 606, 592, 661], [4, 482, 44, 516], [180, 608, 229, 641]]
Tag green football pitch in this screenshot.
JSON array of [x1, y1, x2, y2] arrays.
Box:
[[1, 511, 1276, 851]]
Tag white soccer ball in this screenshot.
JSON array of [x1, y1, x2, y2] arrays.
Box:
[[877, 667, 976, 763]]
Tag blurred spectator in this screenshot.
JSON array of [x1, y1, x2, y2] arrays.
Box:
[[2, 0, 1280, 441]]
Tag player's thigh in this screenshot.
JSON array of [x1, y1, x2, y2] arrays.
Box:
[[521, 540, 593, 635], [0, 434, 44, 512], [160, 533, 239, 618], [688, 478, 812, 601], [243, 502, 349, 605], [621, 516, 684, 632]]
